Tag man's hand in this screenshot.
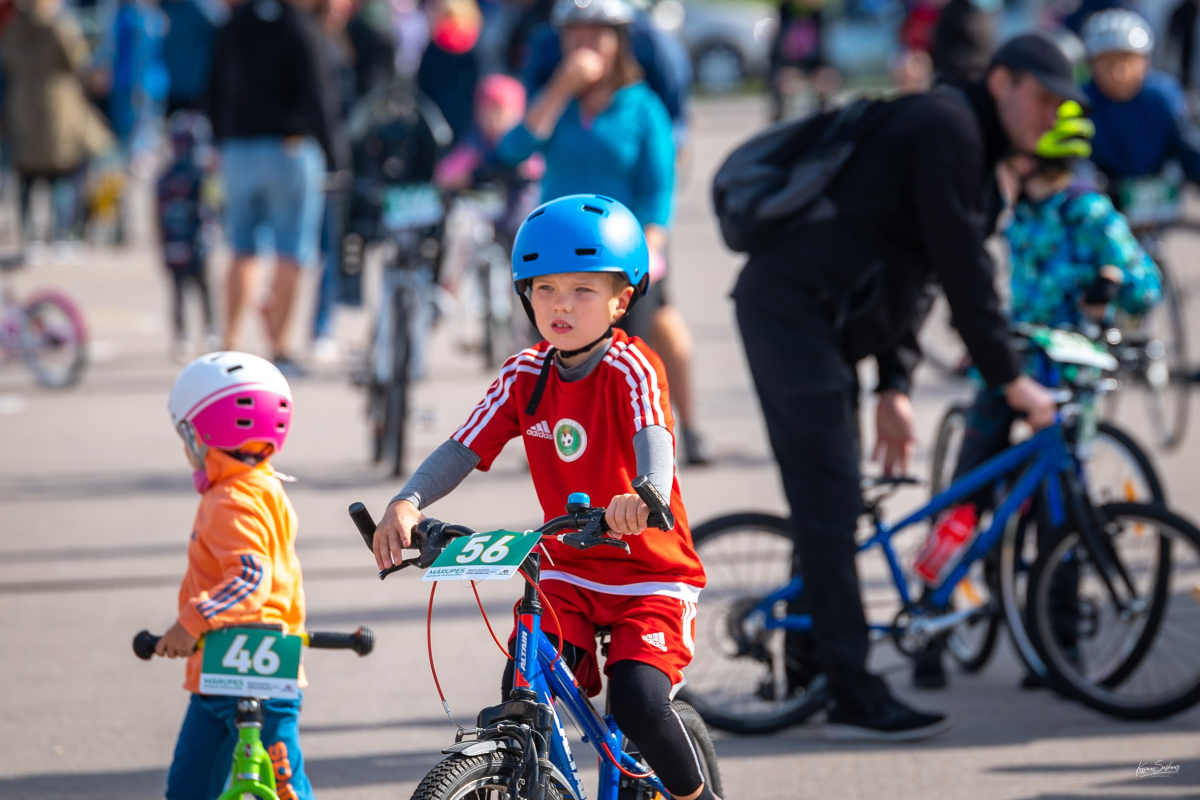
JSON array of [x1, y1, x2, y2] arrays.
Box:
[[605, 494, 649, 537], [155, 621, 198, 659], [374, 498, 425, 570], [873, 390, 916, 476], [1004, 375, 1057, 430]]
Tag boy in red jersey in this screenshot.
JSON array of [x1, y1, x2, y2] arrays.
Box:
[[372, 195, 713, 800]]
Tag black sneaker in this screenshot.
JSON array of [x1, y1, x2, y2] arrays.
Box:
[[273, 356, 308, 380], [912, 648, 948, 690], [681, 428, 713, 466], [824, 696, 952, 742]]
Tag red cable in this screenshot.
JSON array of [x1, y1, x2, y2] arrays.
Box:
[[427, 582, 451, 706], [471, 580, 515, 660], [600, 741, 655, 779]]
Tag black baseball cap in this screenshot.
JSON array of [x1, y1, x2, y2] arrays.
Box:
[[989, 33, 1089, 105]]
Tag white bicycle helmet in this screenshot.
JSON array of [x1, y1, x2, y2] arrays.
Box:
[[552, 0, 636, 28], [1083, 9, 1155, 57], [169, 352, 293, 460]]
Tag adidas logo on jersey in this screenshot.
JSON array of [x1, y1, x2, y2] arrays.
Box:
[[642, 632, 668, 652], [526, 420, 554, 440]]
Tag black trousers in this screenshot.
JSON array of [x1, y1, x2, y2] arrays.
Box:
[[169, 261, 214, 337], [736, 295, 891, 710]]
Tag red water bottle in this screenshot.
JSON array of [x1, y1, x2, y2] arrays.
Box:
[[915, 504, 978, 584]]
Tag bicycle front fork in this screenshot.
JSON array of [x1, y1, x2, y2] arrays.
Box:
[[219, 698, 278, 800]]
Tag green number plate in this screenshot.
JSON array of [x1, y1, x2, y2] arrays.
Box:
[[199, 627, 302, 699], [422, 529, 542, 582]]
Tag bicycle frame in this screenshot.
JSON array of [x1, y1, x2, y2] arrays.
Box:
[[511, 555, 668, 800], [755, 421, 1081, 637]]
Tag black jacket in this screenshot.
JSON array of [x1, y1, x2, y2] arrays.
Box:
[[732, 80, 1021, 391], [207, 0, 337, 166]]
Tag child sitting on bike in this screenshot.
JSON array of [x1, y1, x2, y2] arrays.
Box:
[[434, 73, 544, 239], [372, 195, 715, 800], [913, 100, 1162, 689], [157, 352, 312, 800]]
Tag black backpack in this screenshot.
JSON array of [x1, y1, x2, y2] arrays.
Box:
[[711, 97, 901, 254]]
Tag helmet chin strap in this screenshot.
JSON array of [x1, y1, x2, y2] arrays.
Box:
[[525, 326, 614, 416]]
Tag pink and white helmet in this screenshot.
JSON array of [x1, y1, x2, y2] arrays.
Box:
[[169, 352, 293, 454]]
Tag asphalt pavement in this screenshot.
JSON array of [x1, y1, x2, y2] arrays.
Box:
[[1, 96, 1198, 799]]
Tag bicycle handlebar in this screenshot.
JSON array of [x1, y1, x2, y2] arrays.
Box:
[[132, 626, 375, 660], [350, 476, 676, 580]]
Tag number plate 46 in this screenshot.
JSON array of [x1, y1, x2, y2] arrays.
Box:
[[199, 627, 302, 699], [423, 530, 542, 583]]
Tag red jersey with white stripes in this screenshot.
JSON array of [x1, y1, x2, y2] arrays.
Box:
[[452, 331, 705, 598]]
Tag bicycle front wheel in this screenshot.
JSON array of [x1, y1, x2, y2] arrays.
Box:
[[22, 292, 88, 388], [1028, 502, 1200, 720], [413, 750, 577, 800], [677, 513, 829, 734]]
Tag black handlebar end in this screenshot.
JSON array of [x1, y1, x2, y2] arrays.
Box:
[[353, 626, 375, 656], [133, 630, 159, 661], [632, 476, 675, 532], [349, 502, 377, 552], [308, 627, 376, 656]]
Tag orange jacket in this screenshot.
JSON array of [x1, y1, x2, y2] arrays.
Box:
[[177, 450, 306, 693]]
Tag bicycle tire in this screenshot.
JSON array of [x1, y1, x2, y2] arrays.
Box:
[[411, 750, 576, 800], [21, 292, 88, 389], [670, 700, 724, 798], [945, 555, 1001, 673], [929, 403, 970, 496], [385, 282, 411, 478], [1026, 502, 1196, 720], [679, 512, 829, 734], [480, 243, 514, 369]]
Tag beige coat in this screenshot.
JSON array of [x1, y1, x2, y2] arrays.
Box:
[[1, 10, 113, 174]]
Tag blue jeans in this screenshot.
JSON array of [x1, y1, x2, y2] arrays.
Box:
[[312, 189, 342, 339], [165, 693, 313, 800], [221, 137, 325, 266]]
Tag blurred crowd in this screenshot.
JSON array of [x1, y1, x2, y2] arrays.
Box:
[[0, 0, 1198, 394]]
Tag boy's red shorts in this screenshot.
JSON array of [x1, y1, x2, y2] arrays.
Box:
[[511, 579, 698, 698]]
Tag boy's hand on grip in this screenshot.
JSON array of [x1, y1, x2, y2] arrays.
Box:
[[155, 621, 197, 659], [375, 499, 425, 570], [605, 494, 649, 537]]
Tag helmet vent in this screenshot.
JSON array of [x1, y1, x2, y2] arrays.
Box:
[[226, 364, 243, 373], [575, 248, 597, 256], [582, 205, 604, 215], [235, 419, 253, 429], [277, 422, 286, 431], [236, 397, 254, 408], [528, 209, 545, 220], [594, 195, 614, 203], [522, 253, 539, 262]]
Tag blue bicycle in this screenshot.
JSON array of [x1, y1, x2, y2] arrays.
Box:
[[682, 326, 1200, 729], [349, 477, 723, 800]]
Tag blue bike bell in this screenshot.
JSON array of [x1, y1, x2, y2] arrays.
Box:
[[566, 493, 591, 512]]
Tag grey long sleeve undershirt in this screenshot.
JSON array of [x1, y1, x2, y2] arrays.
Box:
[[392, 346, 676, 510]]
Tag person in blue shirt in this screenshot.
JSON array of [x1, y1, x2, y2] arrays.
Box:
[[1083, 9, 1200, 183], [160, 0, 219, 115], [500, 0, 710, 464], [520, 4, 693, 150]]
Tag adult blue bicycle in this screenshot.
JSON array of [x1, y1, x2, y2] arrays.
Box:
[[682, 326, 1200, 729], [348, 477, 723, 800]]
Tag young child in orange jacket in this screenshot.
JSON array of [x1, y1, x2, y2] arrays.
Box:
[[156, 351, 311, 800]]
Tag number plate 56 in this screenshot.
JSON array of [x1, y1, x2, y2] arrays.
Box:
[[423, 529, 542, 582]]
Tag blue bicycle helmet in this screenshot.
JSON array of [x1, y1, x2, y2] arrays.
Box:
[[511, 194, 649, 326]]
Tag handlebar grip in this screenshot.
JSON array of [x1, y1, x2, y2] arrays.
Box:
[[632, 475, 675, 531], [308, 626, 375, 656], [349, 502, 377, 552], [133, 630, 159, 660]]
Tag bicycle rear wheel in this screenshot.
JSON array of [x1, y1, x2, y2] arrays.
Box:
[[1027, 502, 1200, 720], [479, 242, 515, 368], [385, 282, 412, 478], [22, 291, 87, 388], [677, 513, 829, 734]]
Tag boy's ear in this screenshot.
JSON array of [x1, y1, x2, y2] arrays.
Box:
[[613, 285, 635, 319]]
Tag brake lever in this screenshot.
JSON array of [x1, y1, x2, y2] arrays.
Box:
[[559, 514, 631, 554]]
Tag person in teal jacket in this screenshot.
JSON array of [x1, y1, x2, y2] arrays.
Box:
[[497, 0, 712, 464]]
